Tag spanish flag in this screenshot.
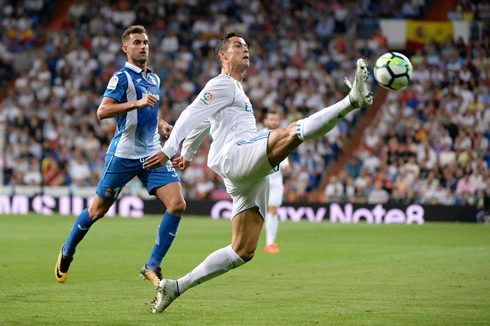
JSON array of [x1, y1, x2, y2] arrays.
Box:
[[406, 21, 454, 51]]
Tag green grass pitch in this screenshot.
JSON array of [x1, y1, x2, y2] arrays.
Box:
[[0, 214, 489, 325]]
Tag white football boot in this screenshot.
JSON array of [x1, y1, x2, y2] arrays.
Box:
[[344, 58, 374, 108], [152, 279, 180, 313]]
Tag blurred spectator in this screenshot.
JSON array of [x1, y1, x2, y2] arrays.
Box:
[[456, 174, 476, 195], [367, 182, 389, 204], [69, 151, 91, 186], [324, 175, 344, 203]]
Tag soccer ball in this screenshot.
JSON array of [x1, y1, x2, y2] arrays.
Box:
[[373, 52, 413, 90]]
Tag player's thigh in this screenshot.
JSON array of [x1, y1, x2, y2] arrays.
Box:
[[267, 123, 303, 167], [153, 182, 186, 215], [228, 133, 277, 183], [96, 155, 140, 201], [231, 207, 264, 261], [138, 162, 181, 196]]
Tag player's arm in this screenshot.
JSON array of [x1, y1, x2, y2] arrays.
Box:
[[97, 95, 157, 120], [172, 119, 211, 171], [97, 71, 157, 120], [143, 78, 233, 169], [158, 118, 173, 138]]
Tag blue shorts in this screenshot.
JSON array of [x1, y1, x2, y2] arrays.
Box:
[[96, 154, 181, 202]]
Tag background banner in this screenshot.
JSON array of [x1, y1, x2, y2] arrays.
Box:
[[0, 195, 477, 223], [406, 20, 454, 50]]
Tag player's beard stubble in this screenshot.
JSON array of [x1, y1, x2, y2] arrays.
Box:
[[133, 56, 147, 65]]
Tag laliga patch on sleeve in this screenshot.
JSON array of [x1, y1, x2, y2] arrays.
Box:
[[199, 92, 213, 105], [107, 76, 119, 90]]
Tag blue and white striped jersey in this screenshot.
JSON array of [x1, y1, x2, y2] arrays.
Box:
[[103, 62, 161, 159]]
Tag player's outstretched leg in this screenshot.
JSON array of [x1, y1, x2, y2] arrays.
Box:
[[295, 58, 373, 142], [55, 208, 95, 283], [267, 58, 373, 168]]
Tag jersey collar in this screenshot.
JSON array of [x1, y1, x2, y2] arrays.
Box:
[[125, 62, 153, 74]]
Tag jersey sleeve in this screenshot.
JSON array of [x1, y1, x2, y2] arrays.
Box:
[[181, 119, 211, 161], [103, 72, 127, 103], [162, 77, 235, 159]]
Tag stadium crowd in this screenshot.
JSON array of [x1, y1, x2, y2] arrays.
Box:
[[2, 0, 489, 209], [0, 0, 55, 87], [324, 36, 490, 209]]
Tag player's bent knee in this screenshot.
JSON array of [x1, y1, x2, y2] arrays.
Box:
[[236, 249, 255, 262], [87, 206, 108, 221], [168, 199, 186, 216]]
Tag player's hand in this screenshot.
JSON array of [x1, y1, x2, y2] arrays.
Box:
[[171, 156, 191, 171], [138, 94, 157, 108], [158, 118, 173, 138], [143, 150, 169, 169]]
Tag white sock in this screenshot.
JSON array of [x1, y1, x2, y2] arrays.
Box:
[[296, 96, 355, 141], [176, 245, 245, 294], [266, 213, 279, 246]]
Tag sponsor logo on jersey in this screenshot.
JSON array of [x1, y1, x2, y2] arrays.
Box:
[[107, 76, 119, 90], [149, 75, 157, 86], [104, 187, 112, 198], [136, 78, 141, 82], [143, 92, 160, 101]]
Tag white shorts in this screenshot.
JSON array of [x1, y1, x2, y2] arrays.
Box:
[[268, 179, 284, 207], [219, 131, 278, 219]]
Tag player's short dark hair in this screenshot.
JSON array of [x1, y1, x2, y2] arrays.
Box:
[[265, 110, 279, 119], [122, 25, 147, 44], [215, 32, 244, 67]]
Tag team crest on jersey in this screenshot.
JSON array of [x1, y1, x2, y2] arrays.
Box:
[[149, 75, 157, 86], [107, 76, 118, 90], [104, 188, 112, 198]]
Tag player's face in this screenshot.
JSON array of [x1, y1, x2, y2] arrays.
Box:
[[123, 33, 149, 64], [224, 36, 249, 71], [264, 113, 280, 129]]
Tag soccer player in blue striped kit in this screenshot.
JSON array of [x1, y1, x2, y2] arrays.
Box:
[[55, 26, 185, 290]]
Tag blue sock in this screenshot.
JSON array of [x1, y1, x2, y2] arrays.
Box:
[[63, 208, 95, 257], [146, 211, 182, 270]]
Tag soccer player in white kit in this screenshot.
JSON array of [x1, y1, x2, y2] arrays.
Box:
[[142, 32, 373, 313], [262, 111, 290, 254]]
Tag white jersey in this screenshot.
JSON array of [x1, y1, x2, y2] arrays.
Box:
[[163, 74, 257, 177]]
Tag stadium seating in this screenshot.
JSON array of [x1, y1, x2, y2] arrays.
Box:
[[1, 0, 488, 207]]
